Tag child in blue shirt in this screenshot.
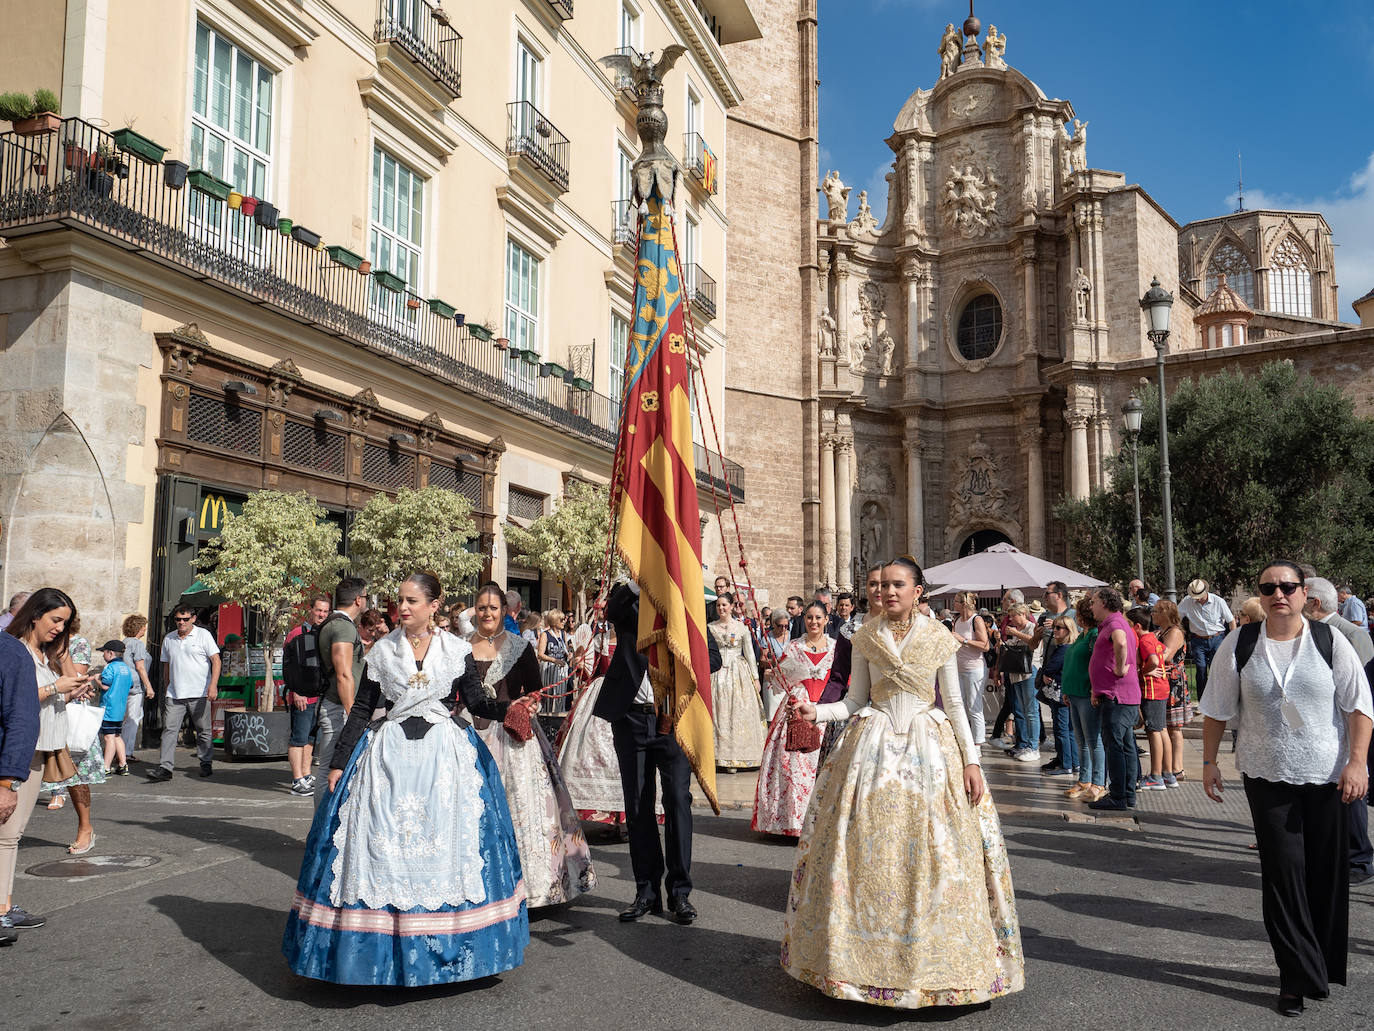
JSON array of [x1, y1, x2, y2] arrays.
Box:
[[97, 641, 133, 776]]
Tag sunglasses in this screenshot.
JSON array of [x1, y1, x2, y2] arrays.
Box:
[[174, 616, 193, 622], [1257, 581, 1303, 597]]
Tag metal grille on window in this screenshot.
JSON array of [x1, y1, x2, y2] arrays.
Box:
[[283, 421, 345, 475], [429, 461, 459, 492], [187, 393, 262, 455], [429, 464, 483, 505], [956, 295, 1002, 362], [362, 441, 416, 489], [508, 486, 545, 521]]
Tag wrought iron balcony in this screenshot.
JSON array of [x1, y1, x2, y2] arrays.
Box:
[[547, 0, 573, 20], [696, 442, 744, 503], [684, 263, 717, 320], [683, 132, 718, 195], [611, 199, 637, 247], [374, 0, 463, 99], [0, 119, 616, 450], [506, 101, 570, 193]]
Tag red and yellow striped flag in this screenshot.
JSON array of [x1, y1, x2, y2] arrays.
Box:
[[616, 193, 718, 814]]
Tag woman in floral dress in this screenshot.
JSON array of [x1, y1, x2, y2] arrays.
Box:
[[752, 602, 834, 837], [465, 584, 595, 908], [709, 593, 767, 770], [784, 558, 1023, 1010]]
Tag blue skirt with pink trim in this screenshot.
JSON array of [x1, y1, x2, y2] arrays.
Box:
[[282, 725, 530, 986]]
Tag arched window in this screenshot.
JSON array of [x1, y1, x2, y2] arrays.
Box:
[[956, 294, 1002, 362], [1267, 237, 1312, 317], [1204, 240, 1254, 306]]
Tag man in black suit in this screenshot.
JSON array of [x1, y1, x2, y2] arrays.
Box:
[[595, 581, 721, 925]]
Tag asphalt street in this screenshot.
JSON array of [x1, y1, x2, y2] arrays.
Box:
[[5, 737, 1372, 1031]]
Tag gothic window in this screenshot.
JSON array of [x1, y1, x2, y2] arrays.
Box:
[[1204, 241, 1254, 306], [956, 294, 1002, 362], [1267, 237, 1312, 318]]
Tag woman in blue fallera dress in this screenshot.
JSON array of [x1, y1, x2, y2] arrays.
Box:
[[283, 572, 533, 987]]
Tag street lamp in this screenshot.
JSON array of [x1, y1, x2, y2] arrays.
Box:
[[1139, 276, 1177, 602], [1121, 396, 1144, 587]]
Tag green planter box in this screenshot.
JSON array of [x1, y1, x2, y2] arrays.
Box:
[[520, 349, 541, 365], [428, 297, 456, 319], [326, 245, 365, 271], [373, 268, 405, 292], [570, 376, 593, 391], [187, 169, 232, 201], [540, 361, 568, 379], [468, 323, 493, 341], [111, 128, 167, 164]]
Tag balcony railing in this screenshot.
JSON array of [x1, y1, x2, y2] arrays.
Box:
[[548, 0, 573, 19], [506, 101, 570, 193], [682, 132, 718, 195], [696, 442, 744, 503], [0, 119, 615, 449], [684, 263, 717, 320], [611, 199, 637, 247], [374, 0, 463, 99]]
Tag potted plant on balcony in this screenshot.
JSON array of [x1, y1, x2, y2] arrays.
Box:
[[227, 190, 243, 210], [326, 245, 365, 271], [163, 158, 189, 189], [540, 361, 568, 379], [519, 348, 540, 366], [86, 166, 115, 198], [406, 295, 422, 311], [240, 195, 259, 217], [112, 124, 167, 164], [0, 89, 61, 136], [570, 376, 593, 392], [428, 297, 457, 319], [373, 268, 405, 293], [290, 224, 321, 248], [277, 216, 293, 236], [431, 1, 451, 26], [254, 199, 279, 229], [188, 168, 232, 202], [492, 335, 510, 351], [62, 137, 90, 171], [468, 322, 493, 342], [453, 312, 465, 327], [93, 143, 129, 179], [357, 258, 371, 276]]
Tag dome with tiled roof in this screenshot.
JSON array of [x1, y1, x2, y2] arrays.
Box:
[[1197, 274, 1254, 317]]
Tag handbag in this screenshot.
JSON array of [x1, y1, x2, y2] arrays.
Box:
[[503, 697, 536, 742], [1035, 674, 1063, 707], [1000, 642, 1032, 676], [784, 709, 823, 753], [65, 701, 104, 752]]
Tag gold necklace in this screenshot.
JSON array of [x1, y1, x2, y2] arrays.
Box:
[[405, 628, 432, 647], [887, 614, 914, 635]]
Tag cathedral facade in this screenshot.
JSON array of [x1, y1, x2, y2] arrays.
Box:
[[791, 15, 1372, 592]]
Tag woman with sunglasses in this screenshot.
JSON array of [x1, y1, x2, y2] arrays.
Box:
[[1200, 561, 1372, 1018]]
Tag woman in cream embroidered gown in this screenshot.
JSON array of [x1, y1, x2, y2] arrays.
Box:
[[283, 573, 528, 987], [709, 594, 767, 769], [783, 558, 1024, 1009], [465, 584, 596, 908], [752, 602, 834, 837]]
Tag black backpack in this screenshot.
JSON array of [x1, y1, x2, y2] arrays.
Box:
[[282, 612, 349, 696], [1233, 618, 1334, 674]]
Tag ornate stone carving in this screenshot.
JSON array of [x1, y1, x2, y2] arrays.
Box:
[[858, 500, 887, 576], [938, 23, 961, 80], [817, 308, 838, 358], [1060, 119, 1088, 180], [949, 84, 994, 120], [903, 257, 931, 282], [350, 386, 378, 431], [418, 411, 443, 449], [266, 357, 302, 406], [598, 46, 688, 207], [943, 154, 1001, 239], [848, 282, 897, 374], [858, 455, 895, 496], [1072, 267, 1092, 322], [162, 324, 206, 376], [985, 26, 1007, 69], [948, 434, 1016, 532], [846, 190, 880, 241], [822, 169, 851, 225]]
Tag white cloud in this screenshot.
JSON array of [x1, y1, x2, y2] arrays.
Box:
[[1224, 152, 1374, 319]]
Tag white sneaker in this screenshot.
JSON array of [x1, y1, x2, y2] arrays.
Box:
[[1015, 750, 1042, 762]]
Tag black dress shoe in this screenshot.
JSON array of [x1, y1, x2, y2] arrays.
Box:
[[618, 895, 663, 922], [200, 762, 213, 777], [1276, 994, 1304, 1017], [145, 767, 172, 782], [670, 896, 697, 924]]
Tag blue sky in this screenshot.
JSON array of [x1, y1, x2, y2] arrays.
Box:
[[818, 0, 1374, 315]]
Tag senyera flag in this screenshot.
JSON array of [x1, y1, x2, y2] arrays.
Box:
[[615, 191, 718, 814]]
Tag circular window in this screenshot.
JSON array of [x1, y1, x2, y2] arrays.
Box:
[[956, 294, 1003, 362]]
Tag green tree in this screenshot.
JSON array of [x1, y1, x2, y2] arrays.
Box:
[[193, 491, 346, 711], [1055, 360, 1374, 595], [348, 486, 483, 602], [504, 480, 619, 621]]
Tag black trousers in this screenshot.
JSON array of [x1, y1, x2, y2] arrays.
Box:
[[611, 709, 693, 904], [1243, 776, 1349, 997], [1347, 747, 1373, 876]]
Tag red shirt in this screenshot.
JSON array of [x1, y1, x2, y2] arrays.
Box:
[[1137, 630, 1168, 701]]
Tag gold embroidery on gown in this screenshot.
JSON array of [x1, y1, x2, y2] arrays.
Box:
[[780, 616, 1025, 1008]]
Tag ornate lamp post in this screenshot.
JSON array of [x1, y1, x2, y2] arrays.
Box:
[[1140, 277, 1176, 601], [1121, 396, 1144, 586]]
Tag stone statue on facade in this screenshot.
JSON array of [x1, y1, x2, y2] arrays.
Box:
[[876, 329, 896, 375], [943, 161, 1001, 239], [822, 169, 851, 225], [1072, 267, 1092, 322], [599, 45, 689, 207], [847, 189, 881, 241], [1062, 119, 1088, 179], [817, 308, 838, 358], [985, 26, 1007, 69], [859, 501, 886, 576], [938, 24, 961, 80]]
